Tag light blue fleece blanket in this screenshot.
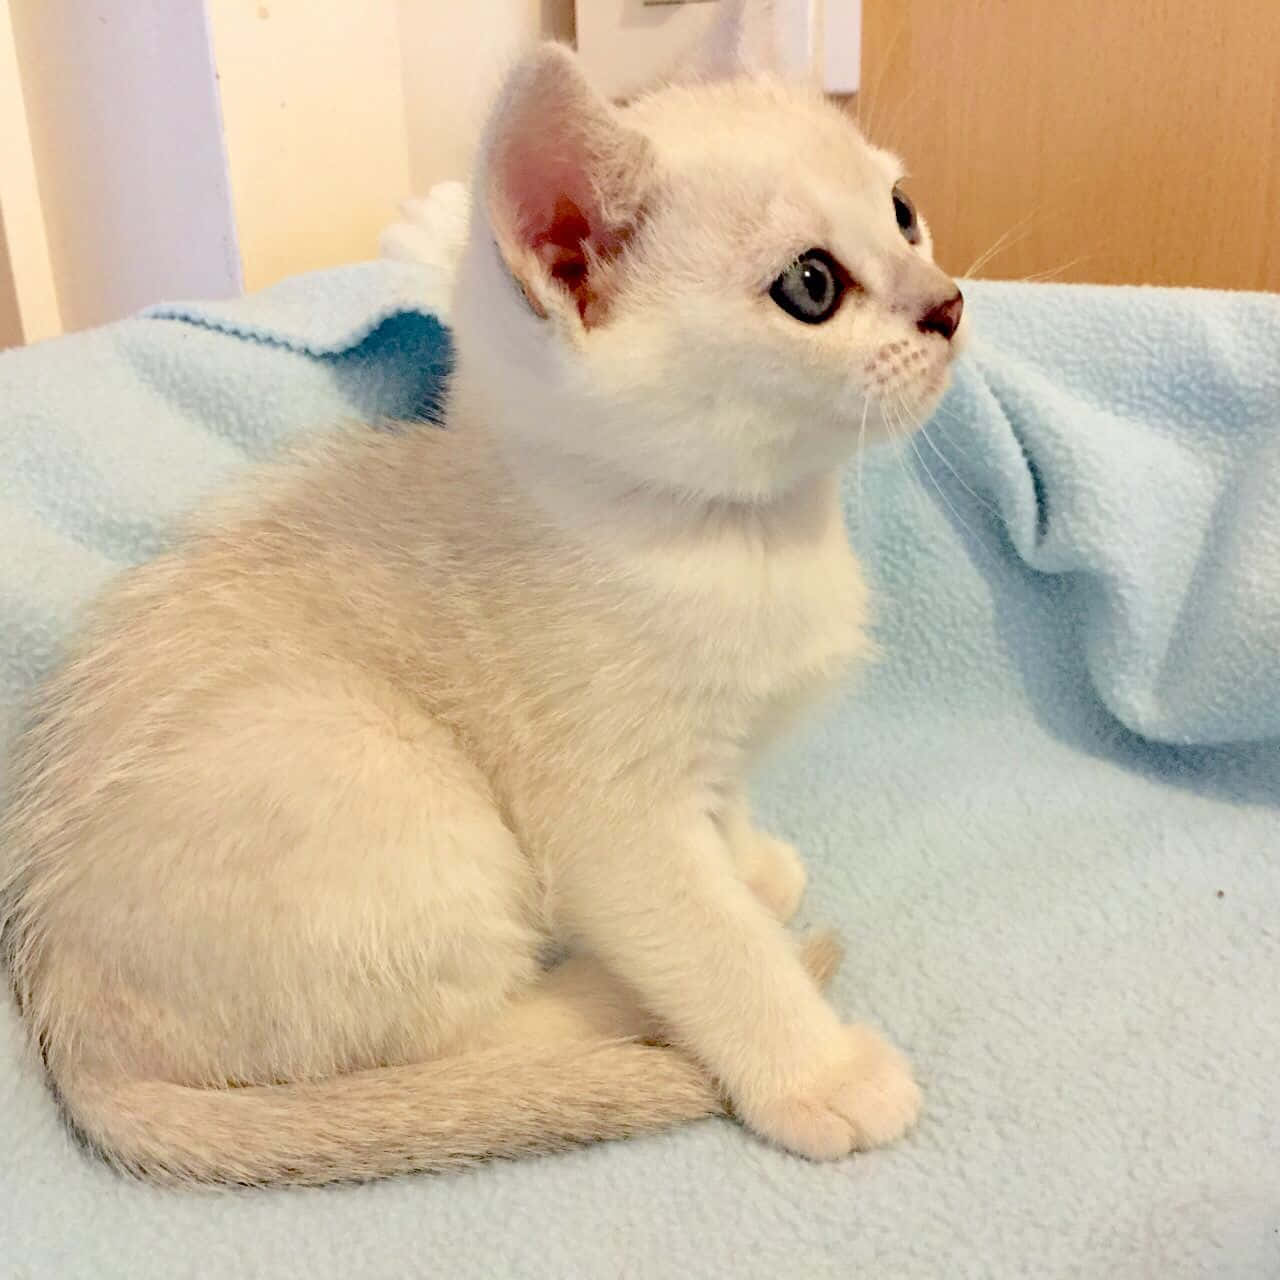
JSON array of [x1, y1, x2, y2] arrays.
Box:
[[2, 262, 1277, 1279]]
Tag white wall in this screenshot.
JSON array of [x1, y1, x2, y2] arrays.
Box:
[[576, 0, 723, 100], [574, 1, 858, 102], [8, 0, 241, 333]]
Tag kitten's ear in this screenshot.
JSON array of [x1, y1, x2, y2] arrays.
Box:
[[673, 0, 783, 83], [481, 43, 652, 330]]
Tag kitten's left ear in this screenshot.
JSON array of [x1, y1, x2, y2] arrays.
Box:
[[481, 43, 653, 330], [672, 0, 785, 83]]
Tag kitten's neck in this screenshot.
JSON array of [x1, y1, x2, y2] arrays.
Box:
[[476, 418, 847, 559]]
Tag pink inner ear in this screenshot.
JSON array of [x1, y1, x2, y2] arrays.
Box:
[[532, 195, 593, 297], [489, 50, 644, 326], [498, 130, 605, 320]]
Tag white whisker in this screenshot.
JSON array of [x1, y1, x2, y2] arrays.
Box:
[[879, 397, 929, 518], [964, 218, 1032, 279], [892, 394, 982, 544], [856, 16, 910, 141], [1013, 253, 1092, 283], [918, 424, 1000, 520], [855, 393, 871, 525]]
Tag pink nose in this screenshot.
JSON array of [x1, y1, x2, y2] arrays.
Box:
[[918, 290, 964, 341]]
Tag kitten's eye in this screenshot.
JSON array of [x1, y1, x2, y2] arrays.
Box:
[[769, 249, 846, 325], [893, 186, 921, 246]]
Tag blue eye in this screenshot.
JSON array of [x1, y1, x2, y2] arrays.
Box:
[[769, 249, 846, 324], [893, 186, 921, 245]]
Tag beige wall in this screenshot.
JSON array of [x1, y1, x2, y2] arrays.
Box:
[[208, 0, 412, 293], [859, 0, 1280, 291], [1, 0, 575, 337], [400, 0, 548, 195], [0, 213, 22, 349], [9, 0, 1275, 348], [0, 0, 59, 344], [200, 0, 577, 290]]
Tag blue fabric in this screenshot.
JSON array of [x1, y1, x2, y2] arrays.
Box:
[[2, 263, 1277, 1279], [948, 281, 1280, 746]]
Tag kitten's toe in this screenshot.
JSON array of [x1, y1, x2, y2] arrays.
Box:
[[741, 1025, 922, 1160]]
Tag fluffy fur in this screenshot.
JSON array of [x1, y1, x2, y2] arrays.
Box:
[[0, 0, 963, 1186]]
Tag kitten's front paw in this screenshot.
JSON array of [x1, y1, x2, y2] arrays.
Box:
[[741, 1026, 922, 1160], [740, 833, 807, 923]]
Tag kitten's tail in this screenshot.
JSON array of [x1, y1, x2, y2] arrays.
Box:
[[55, 1040, 721, 1187]]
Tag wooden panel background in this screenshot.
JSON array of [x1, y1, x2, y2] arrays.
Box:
[[856, 0, 1280, 290]]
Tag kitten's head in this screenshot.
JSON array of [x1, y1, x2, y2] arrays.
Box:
[[450, 0, 964, 504]]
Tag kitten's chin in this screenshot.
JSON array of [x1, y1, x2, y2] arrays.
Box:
[[922, 362, 951, 404], [910, 353, 961, 423], [858, 371, 950, 443]]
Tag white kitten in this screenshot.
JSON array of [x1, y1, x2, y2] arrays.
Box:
[[1, 0, 963, 1185]]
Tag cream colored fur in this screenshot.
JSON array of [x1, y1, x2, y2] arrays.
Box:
[[1, 0, 963, 1186]]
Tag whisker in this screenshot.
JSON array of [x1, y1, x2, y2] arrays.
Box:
[[962, 177, 1100, 281], [893, 394, 983, 544], [1013, 252, 1093, 283], [917, 424, 1000, 520], [855, 15, 910, 141], [856, 393, 871, 525], [921, 398, 976, 435], [869, 83, 930, 154], [880, 397, 930, 519], [963, 219, 1032, 279], [880, 394, 921, 499]]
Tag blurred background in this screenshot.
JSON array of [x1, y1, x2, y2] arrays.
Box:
[[1, 1, 1277, 349]]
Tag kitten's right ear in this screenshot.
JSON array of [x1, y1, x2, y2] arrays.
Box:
[[480, 44, 653, 330]]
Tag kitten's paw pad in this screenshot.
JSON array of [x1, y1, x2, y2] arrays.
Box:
[[796, 929, 845, 991], [742, 834, 807, 922], [746, 1026, 921, 1160]]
